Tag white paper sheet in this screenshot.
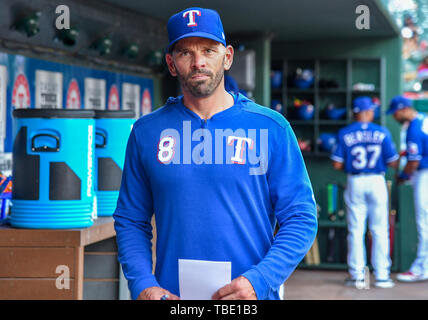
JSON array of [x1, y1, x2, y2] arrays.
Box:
[[178, 259, 231, 300]]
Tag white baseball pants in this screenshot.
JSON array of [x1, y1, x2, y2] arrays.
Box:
[[409, 169, 428, 276], [344, 174, 391, 280]]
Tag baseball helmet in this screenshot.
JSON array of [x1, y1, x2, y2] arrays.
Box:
[[324, 104, 347, 120], [291, 98, 314, 120], [271, 70, 283, 89], [293, 68, 314, 89], [271, 99, 283, 113], [296, 103, 315, 120], [372, 97, 381, 119], [318, 133, 337, 153]]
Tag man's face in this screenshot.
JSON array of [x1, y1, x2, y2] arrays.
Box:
[[165, 37, 233, 98], [364, 109, 374, 122], [393, 108, 408, 124]]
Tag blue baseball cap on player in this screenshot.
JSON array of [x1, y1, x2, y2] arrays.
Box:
[[386, 95, 412, 115], [167, 7, 226, 52], [352, 96, 375, 113]]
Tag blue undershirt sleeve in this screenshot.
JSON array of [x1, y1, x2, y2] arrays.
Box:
[[382, 130, 399, 163], [113, 127, 159, 300], [242, 124, 318, 299], [330, 133, 345, 163], [406, 123, 423, 161]]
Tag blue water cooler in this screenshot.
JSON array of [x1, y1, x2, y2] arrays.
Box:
[[11, 109, 96, 229], [94, 110, 135, 216]]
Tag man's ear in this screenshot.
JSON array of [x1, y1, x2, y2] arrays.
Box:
[[224, 45, 234, 71], [165, 53, 177, 77]]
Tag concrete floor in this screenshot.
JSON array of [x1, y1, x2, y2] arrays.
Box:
[[282, 270, 428, 300]]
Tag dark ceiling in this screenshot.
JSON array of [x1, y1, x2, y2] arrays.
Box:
[[102, 0, 400, 42]]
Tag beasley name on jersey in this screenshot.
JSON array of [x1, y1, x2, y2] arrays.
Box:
[[406, 113, 428, 169], [331, 122, 398, 174]]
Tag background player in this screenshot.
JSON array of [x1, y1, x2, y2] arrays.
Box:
[[331, 96, 399, 288], [387, 95, 428, 282]]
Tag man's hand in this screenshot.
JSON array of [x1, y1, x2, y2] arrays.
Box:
[[396, 176, 407, 185], [332, 160, 344, 171], [212, 276, 257, 300], [397, 159, 419, 185], [396, 171, 411, 185], [137, 286, 180, 300]]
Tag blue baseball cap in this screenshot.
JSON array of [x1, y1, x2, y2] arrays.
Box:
[[386, 95, 412, 115], [352, 96, 375, 113], [167, 7, 226, 52]]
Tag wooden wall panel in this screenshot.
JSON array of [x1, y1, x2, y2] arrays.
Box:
[[0, 279, 75, 300], [0, 247, 75, 278]]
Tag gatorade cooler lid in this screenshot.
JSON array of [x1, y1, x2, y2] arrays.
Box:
[[13, 109, 95, 119], [94, 110, 136, 119]]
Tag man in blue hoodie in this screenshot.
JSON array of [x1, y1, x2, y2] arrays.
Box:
[[113, 7, 317, 300]]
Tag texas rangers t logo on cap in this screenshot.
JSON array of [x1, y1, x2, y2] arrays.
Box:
[[167, 7, 227, 51], [183, 9, 201, 27]]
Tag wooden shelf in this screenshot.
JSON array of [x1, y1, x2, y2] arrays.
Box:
[[318, 88, 347, 93], [318, 119, 349, 125], [290, 120, 315, 125], [0, 217, 115, 247], [271, 88, 283, 94], [0, 217, 116, 300], [352, 89, 380, 94], [286, 88, 315, 94]]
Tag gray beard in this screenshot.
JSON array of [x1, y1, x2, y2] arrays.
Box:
[[176, 63, 225, 98]]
